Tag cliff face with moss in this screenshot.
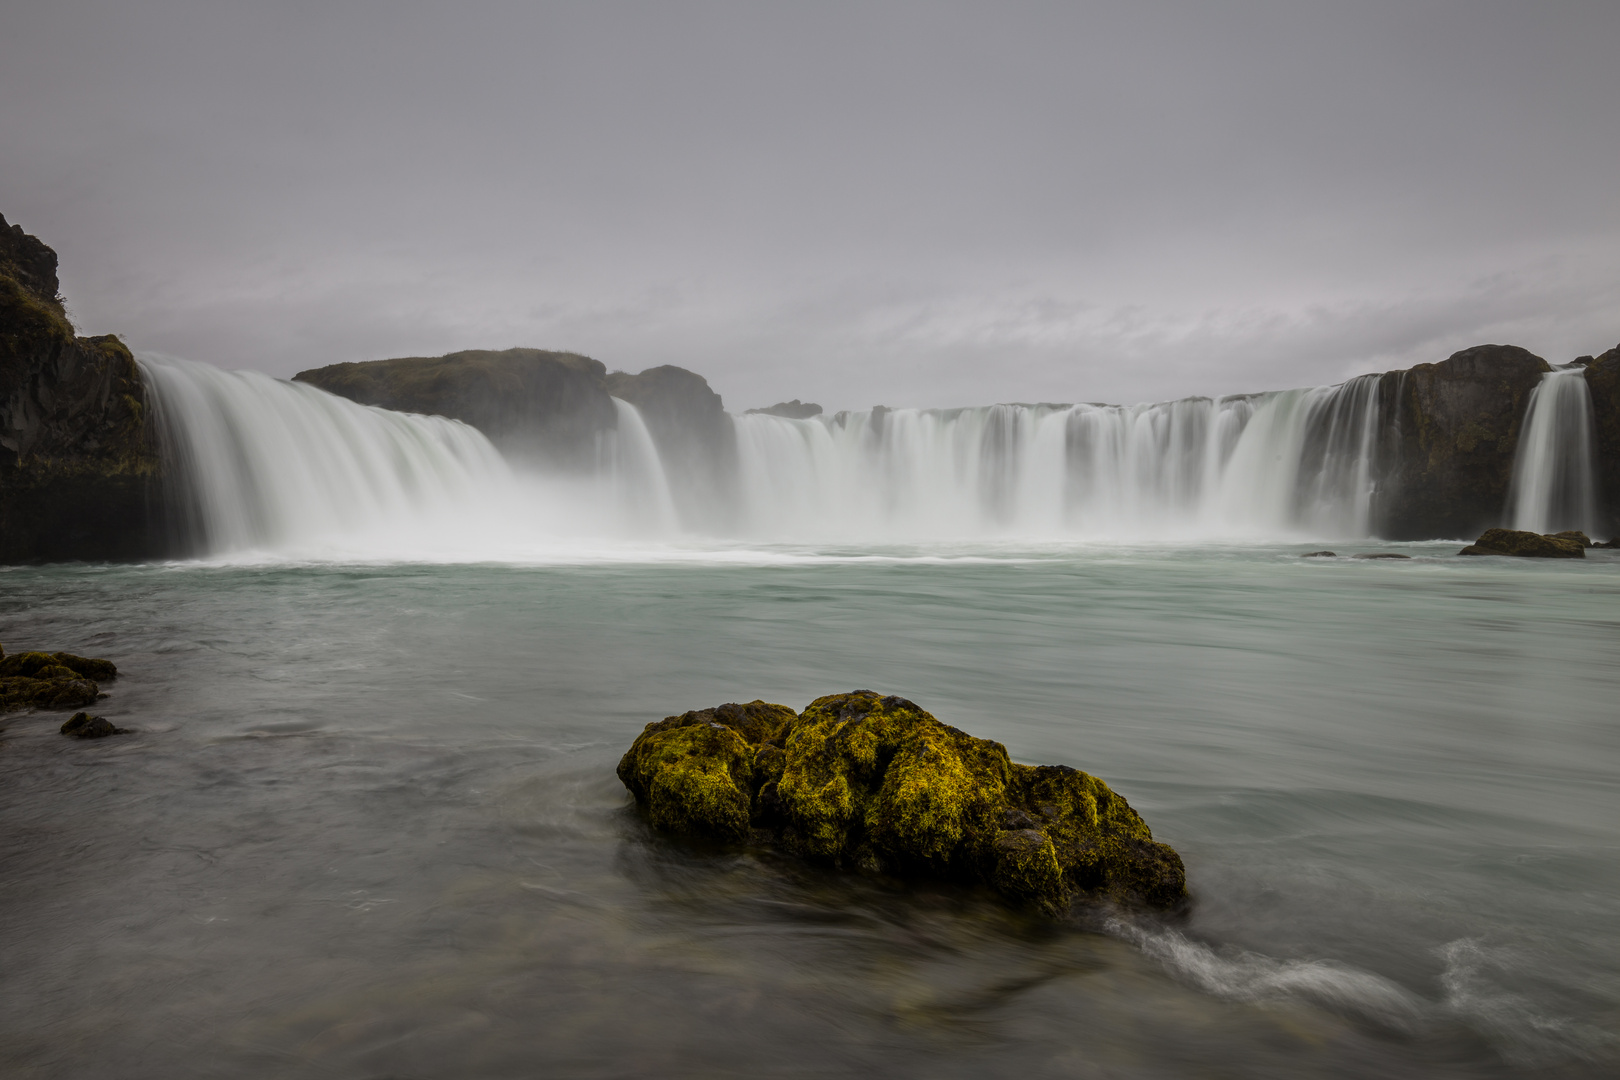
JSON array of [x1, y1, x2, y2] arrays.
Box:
[[0, 214, 166, 562], [1369, 344, 1552, 540]]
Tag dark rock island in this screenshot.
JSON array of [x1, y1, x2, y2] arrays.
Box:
[[617, 691, 1188, 914]]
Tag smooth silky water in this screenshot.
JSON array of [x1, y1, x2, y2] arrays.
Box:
[[3, 547, 1618, 1078], [3, 359, 1616, 1076]]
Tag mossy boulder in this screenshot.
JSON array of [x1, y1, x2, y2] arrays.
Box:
[[1458, 528, 1587, 558], [0, 643, 116, 711], [618, 691, 1187, 914]]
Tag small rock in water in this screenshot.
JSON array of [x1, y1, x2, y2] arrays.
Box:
[[61, 712, 124, 738], [617, 691, 1187, 915], [1301, 551, 1337, 558], [1458, 529, 1586, 558], [1352, 553, 1412, 559]]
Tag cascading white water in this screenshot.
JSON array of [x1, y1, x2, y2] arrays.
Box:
[[1507, 367, 1598, 535], [141, 356, 1400, 556], [733, 376, 1385, 541], [140, 356, 676, 559]]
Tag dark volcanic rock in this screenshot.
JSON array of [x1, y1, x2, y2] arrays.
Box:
[[1301, 551, 1337, 558], [1352, 552, 1411, 559], [746, 399, 823, 419], [617, 691, 1187, 914], [61, 711, 123, 738], [1372, 345, 1551, 540], [1458, 528, 1586, 558], [1583, 344, 1620, 537], [293, 348, 617, 466], [605, 365, 737, 524], [1, 214, 168, 562]]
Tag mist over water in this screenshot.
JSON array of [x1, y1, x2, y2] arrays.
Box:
[[141, 358, 1416, 557]]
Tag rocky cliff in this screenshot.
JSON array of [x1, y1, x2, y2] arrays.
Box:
[[297, 353, 740, 526], [0, 214, 166, 562], [293, 348, 617, 467], [1580, 343, 1620, 537], [604, 365, 737, 525], [1370, 344, 1551, 540]]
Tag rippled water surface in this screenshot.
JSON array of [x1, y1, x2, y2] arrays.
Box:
[[3, 544, 1618, 1078]]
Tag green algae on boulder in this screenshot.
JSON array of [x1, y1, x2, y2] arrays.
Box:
[[617, 691, 1187, 913], [0, 643, 116, 711], [1458, 529, 1587, 558]]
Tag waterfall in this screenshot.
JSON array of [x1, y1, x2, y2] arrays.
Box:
[[1507, 367, 1598, 535], [140, 356, 1398, 557], [140, 356, 675, 559], [731, 377, 1384, 541]]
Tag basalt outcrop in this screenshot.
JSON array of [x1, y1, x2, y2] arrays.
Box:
[[0, 644, 118, 712], [746, 399, 823, 419], [1, 214, 167, 562], [293, 348, 618, 468], [1458, 528, 1587, 558], [295, 352, 739, 522], [604, 365, 737, 522], [1370, 345, 1551, 540], [617, 691, 1188, 914], [1581, 344, 1620, 537]]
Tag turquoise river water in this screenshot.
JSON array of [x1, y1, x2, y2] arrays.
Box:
[[2, 543, 1617, 1078]]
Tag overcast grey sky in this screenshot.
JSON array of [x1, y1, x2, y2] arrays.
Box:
[[3, 1, 1618, 411]]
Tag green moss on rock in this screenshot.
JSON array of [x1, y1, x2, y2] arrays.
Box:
[[0, 643, 117, 711], [1458, 528, 1587, 558], [617, 691, 1187, 914]]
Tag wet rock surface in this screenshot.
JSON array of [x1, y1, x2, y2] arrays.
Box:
[[0, 644, 117, 711], [60, 712, 124, 738], [1353, 553, 1411, 559], [1458, 528, 1587, 558], [617, 691, 1188, 914]]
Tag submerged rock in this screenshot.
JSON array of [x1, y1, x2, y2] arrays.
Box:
[[617, 691, 1188, 914], [61, 711, 123, 738], [0, 644, 116, 711], [1458, 528, 1586, 558], [1352, 553, 1411, 559], [1301, 551, 1337, 558]]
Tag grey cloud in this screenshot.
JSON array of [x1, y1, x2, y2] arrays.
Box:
[[4, 1, 1618, 410]]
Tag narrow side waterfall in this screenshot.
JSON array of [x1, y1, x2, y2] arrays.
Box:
[[1507, 367, 1598, 535], [733, 376, 1385, 541], [140, 356, 675, 559]]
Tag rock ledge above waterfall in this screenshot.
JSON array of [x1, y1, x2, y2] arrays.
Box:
[[617, 691, 1188, 915]]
